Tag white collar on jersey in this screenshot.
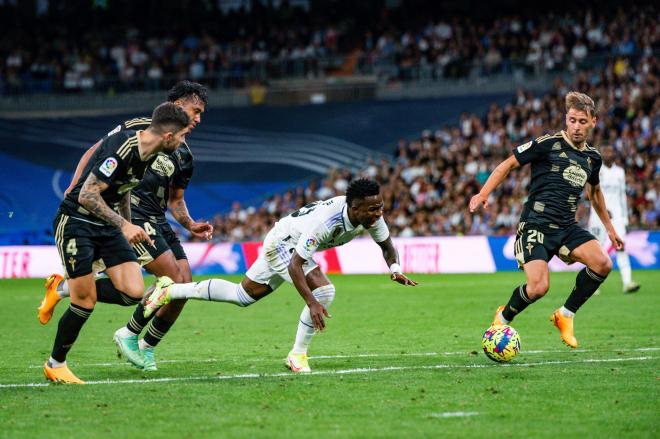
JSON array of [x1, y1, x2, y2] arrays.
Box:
[[342, 204, 357, 232]]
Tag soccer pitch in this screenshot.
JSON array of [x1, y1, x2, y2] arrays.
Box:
[[1, 272, 658, 438]]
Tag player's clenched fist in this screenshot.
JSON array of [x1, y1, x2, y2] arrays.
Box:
[[121, 222, 153, 245]]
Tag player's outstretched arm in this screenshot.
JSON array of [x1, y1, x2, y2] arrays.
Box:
[[79, 174, 152, 246], [64, 140, 102, 195], [469, 155, 520, 213], [376, 237, 417, 286], [287, 252, 329, 331], [168, 186, 213, 240], [588, 183, 624, 250]]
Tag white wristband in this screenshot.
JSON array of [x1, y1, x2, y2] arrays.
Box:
[[389, 263, 402, 274]]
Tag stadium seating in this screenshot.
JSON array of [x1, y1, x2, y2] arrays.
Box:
[[197, 57, 660, 241], [1, 3, 656, 93]]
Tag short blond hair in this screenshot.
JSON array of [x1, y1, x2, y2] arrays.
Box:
[[565, 91, 596, 117]]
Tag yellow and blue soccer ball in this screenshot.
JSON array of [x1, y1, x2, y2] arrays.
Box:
[[482, 325, 521, 362]]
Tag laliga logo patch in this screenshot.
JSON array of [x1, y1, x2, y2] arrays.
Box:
[[305, 238, 317, 251], [99, 157, 118, 177]]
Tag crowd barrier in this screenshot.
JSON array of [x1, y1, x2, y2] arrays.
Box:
[[0, 231, 658, 279]]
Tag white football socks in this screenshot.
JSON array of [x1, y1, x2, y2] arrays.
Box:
[[292, 284, 336, 354], [57, 279, 70, 298], [117, 326, 138, 337], [139, 339, 154, 350], [559, 306, 575, 318], [48, 357, 66, 368], [616, 251, 632, 286], [168, 279, 256, 306]]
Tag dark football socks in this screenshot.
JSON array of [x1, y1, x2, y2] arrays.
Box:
[[126, 303, 153, 335], [502, 284, 536, 322], [143, 316, 175, 347], [95, 278, 139, 306], [51, 303, 93, 362], [563, 267, 607, 313]]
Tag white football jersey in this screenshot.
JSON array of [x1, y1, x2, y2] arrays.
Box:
[[590, 163, 628, 225], [271, 196, 390, 260]]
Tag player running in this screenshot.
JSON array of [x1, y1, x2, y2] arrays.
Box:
[[38, 81, 213, 372], [587, 145, 640, 293], [470, 91, 624, 349], [141, 178, 417, 373], [44, 103, 189, 384]]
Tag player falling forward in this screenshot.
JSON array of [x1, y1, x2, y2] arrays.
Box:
[[38, 81, 213, 372], [44, 103, 189, 384], [587, 145, 640, 293], [470, 91, 624, 348], [142, 178, 417, 372]]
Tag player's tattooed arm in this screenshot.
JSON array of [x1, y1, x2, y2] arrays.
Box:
[[79, 173, 126, 228], [168, 186, 193, 229], [119, 191, 131, 221], [169, 186, 213, 240]]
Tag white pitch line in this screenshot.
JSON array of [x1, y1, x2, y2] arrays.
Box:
[[430, 412, 479, 418], [25, 346, 660, 369], [3, 356, 655, 389]]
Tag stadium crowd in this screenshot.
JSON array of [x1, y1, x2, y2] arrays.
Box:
[[204, 54, 660, 241], [1, 2, 657, 94]]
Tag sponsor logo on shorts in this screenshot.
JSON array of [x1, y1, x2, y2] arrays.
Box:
[[99, 157, 118, 177]]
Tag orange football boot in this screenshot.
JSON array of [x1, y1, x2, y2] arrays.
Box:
[[550, 309, 578, 348], [38, 274, 64, 325], [44, 362, 85, 384], [491, 305, 507, 326]]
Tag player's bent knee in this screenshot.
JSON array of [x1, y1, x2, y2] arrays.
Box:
[[527, 281, 549, 299], [592, 256, 612, 276], [169, 271, 186, 283], [123, 283, 145, 299], [312, 284, 335, 306]]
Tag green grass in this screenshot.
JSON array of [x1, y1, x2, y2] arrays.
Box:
[[1, 271, 658, 439]]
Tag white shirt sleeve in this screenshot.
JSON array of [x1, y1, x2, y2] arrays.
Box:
[[367, 217, 390, 243], [619, 168, 629, 225], [294, 223, 332, 260]]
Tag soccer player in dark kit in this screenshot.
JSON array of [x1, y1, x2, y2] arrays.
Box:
[[44, 102, 189, 383], [469, 91, 624, 348], [38, 81, 213, 372]]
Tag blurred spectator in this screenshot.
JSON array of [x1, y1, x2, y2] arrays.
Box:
[[192, 55, 658, 242], [1, 3, 657, 94]]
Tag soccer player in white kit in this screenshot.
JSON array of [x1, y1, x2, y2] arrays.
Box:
[[587, 145, 640, 293], [142, 178, 418, 372]]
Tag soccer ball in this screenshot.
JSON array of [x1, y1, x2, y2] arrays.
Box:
[[482, 325, 521, 363]]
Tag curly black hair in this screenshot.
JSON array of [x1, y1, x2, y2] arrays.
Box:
[[345, 178, 380, 206], [167, 80, 208, 105]]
